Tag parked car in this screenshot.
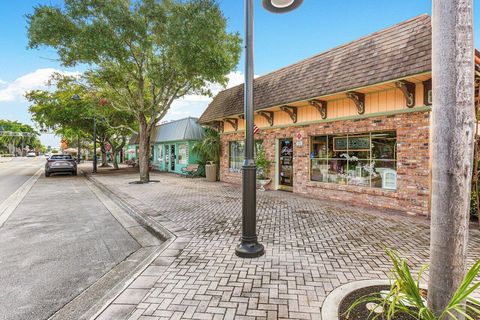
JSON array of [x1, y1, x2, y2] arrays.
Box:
[[26, 151, 36, 157], [45, 154, 77, 177]]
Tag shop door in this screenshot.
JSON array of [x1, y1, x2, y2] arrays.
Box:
[[170, 145, 176, 171], [278, 138, 293, 191]]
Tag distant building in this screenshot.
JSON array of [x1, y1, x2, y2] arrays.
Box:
[[127, 117, 205, 174], [127, 134, 139, 161]]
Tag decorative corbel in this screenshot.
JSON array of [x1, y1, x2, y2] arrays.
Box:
[[257, 111, 274, 126], [210, 121, 224, 133], [279, 105, 298, 123], [309, 99, 328, 119], [224, 118, 238, 131], [423, 79, 432, 106], [346, 92, 366, 115], [395, 80, 416, 108]]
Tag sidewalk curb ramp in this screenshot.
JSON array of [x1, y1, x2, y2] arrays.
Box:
[[48, 170, 177, 320]]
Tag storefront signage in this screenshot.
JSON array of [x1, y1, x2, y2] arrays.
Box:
[[333, 136, 370, 151], [296, 132, 303, 147]]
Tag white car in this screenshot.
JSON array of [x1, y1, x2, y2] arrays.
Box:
[[26, 152, 36, 157]]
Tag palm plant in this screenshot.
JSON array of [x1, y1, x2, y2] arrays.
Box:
[[346, 249, 480, 320], [192, 127, 221, 178]]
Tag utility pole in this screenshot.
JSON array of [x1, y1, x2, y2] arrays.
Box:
[[428, 0, 475, 318]]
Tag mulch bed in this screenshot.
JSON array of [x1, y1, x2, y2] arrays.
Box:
[[338, 285, 479, 320], [338, 285, 415, 320]]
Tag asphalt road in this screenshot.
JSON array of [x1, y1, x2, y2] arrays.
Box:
[[0, 157, 44, 204], [0, 158, 141, 320]]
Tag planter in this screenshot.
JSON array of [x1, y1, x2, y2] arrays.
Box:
[[205, 161, 217, 182], [258, 178, 271, 191], [322, 280, 430, 320], [322, 280, 390, 320]]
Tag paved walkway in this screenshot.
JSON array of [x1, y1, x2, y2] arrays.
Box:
[[90, 168, 480, 320], [0, 167, 140, 320]]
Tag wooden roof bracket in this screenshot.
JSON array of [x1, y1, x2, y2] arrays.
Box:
[[423, 79, 432, 106], [225, 118, 238, 131], [280, 105, 298, 123], [395, 80, 416, 108], [210, 121, 224, 133], [346, 92, 365, 115], [238, 114, 245, 119], [309, 99, 328, 119], [257, 111, 274, 126]]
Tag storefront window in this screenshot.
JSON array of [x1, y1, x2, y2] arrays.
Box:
[[229, 140, 263, 173], [158, 145, 163, 162], [178, 144, 188, 165], [310, 131, 397, 190]]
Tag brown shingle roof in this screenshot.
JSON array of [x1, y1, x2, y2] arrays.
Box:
[[199, 14, 432, 124]]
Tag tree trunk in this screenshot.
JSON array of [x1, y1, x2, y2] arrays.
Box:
[[138, 120, 151, 182], [112, 149, 119, 170], [428, 1, 475, 318], [100, 141, 109, 167]]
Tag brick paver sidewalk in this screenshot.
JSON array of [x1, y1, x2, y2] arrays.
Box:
[[91, 169, 480, 320]]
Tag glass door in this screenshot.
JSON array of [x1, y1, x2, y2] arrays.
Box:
[[279, 138, 293, 191], [170, 144, 176, 171]]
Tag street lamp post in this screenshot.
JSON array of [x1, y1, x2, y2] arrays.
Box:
[[77, 135, 81, 164], [236, 0, 303, 258], [72, 94, 97, 173]]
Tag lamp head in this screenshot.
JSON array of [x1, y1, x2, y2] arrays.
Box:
[[71, 94, 81, 101], [262, 0, 303, 13]]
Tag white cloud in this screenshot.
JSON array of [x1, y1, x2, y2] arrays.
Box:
[[0, 68, 80, 102], [0, 79, 6, 85], [163, 71, 255, 122]]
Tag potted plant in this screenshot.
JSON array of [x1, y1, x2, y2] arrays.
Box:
[[256, 147, 272, 191], [192, 127, 220, 181]]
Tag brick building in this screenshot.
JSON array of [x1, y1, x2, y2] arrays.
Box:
[[198, 15, 479, 216]]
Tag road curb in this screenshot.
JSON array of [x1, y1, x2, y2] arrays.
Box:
[[78, 170, 193, 320], [81, 170, 176, 242], [47, 170, 178, 320]]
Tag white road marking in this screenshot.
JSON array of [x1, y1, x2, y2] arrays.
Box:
[[0, 167, 43, 228]]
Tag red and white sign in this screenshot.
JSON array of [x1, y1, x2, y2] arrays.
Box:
[[253, 124, 259, 134], [296, 132, 303, 140]]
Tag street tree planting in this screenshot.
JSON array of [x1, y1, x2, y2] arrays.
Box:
[[27, 0, 241, 182]]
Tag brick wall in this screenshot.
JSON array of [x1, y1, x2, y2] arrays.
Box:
[[220, 111, 431, 216]]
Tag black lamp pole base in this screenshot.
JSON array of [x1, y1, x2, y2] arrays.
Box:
[[235, 242, 265, 258]]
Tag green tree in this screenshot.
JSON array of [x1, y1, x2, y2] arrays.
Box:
[[26, 74, 137, 167], [27, 0, 241, 182], [0, 120, 42, 155]]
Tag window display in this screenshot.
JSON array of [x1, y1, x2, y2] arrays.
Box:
[[178, 144, 188, 165], [229, 140, 263, 172], [310, 131, 397, 190]]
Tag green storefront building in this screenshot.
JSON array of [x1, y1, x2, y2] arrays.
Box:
[[127, 117, 204, 173]]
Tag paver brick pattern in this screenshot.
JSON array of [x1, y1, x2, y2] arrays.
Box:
[[94, 171, 480, 320]]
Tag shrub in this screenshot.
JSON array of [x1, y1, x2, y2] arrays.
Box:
[[346, 249, 480, 320]]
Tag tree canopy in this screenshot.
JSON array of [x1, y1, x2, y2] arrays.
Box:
[[27, 0, 241, 181], [26, 73, 137, 166], [0, 120, 42, 154]]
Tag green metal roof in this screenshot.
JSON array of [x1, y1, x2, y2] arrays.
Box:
[[152, 117, 204, 143], [127, 118, 205, 145]]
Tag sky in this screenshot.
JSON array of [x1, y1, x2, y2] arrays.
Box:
[[0, 0, 478, 147]]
